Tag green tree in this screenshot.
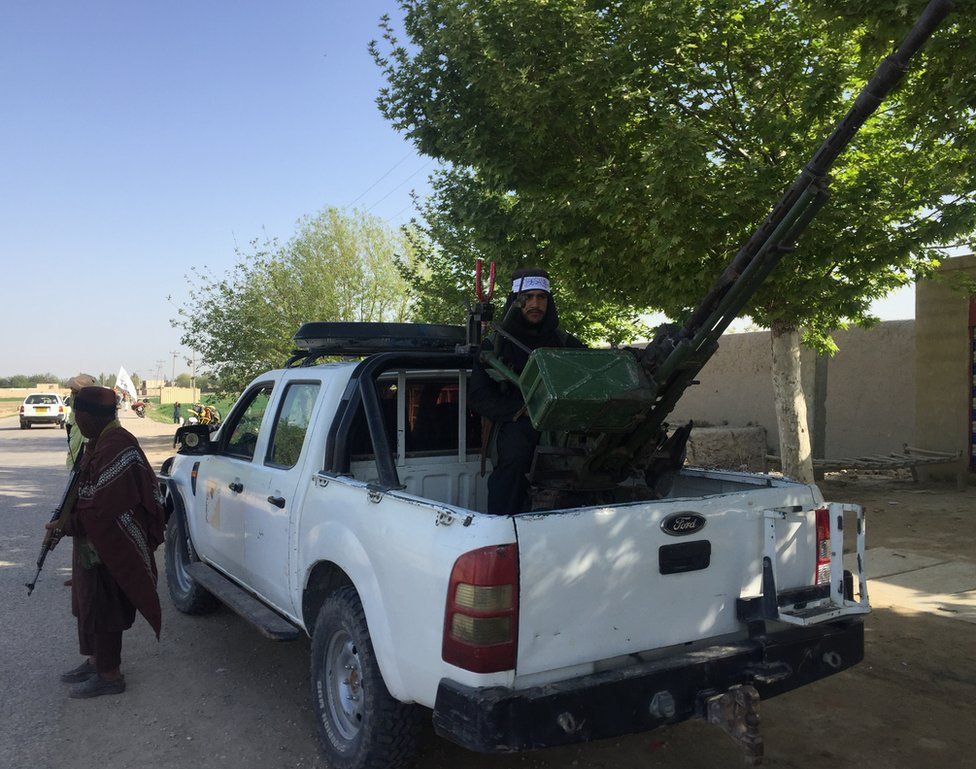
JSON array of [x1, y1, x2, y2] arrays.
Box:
[[0, 373, 61, 387], [374, 0, 974, 480], [175, 373, 193, 388], [172, 207, 414, 392]]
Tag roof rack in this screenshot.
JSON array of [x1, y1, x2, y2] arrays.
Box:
[[286, 322, 469, 367]]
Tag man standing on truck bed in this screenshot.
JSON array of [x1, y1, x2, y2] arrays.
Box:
[[470, 267, 585, 514]]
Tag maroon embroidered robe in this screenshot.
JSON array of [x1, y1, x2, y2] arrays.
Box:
[[66, 421, 165, 637]]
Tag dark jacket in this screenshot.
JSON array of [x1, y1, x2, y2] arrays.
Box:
[[469, 295, 584, 422]]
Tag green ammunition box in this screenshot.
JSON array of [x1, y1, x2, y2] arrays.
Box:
[[518, 348, 653, 433]]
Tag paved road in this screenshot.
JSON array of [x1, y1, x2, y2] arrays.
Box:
[[0, 413, 331, 769], [0, 415, 78, 769], [2, 413, 974, 769]]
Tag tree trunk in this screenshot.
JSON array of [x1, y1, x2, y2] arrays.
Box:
[[770, 322, 814, 483]]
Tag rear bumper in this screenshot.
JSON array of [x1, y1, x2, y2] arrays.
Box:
[[433, 618, 863, 753], [23, 414, 62, 423]]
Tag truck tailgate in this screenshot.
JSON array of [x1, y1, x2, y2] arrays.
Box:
[[513, 486, 818, 677]]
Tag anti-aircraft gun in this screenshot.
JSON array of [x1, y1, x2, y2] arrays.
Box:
[[470, 0, 954, 509]]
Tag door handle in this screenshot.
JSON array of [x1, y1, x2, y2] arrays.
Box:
[[228, 481, 244, 493], [267, 495, 286, 508]]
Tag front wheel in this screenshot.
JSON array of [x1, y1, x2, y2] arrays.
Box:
[[310, 586, 423, 769], [164, 512, 220, 615]]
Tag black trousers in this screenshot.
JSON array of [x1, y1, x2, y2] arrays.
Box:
[[487, 416, 539, 514], [73, 553, 135, 674], [78, 628, 124, 674]]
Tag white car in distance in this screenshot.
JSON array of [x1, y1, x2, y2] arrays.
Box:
[[20, 393, 67, 429]]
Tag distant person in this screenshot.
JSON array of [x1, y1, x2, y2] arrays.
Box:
[[65, 373, 96, 469], [46, 386, 165, 699], [172, 402, 181, 424]]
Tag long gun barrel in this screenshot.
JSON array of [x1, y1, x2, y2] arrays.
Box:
[[25, 447, 85, 595], [616, 0, 953, 465]]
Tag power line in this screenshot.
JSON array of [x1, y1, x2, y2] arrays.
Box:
[[346, 149, 414, 208], [365, 159, 434, 213], [389, 200, 415, 222]]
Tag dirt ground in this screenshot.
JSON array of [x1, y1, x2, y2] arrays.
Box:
[[7, 417, 974, 769]]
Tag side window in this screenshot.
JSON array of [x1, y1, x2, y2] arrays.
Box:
[[223, 383, 274, 460], [266, 382, 321, 468]]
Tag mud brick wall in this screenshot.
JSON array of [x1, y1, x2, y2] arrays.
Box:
[[667, 321, 915, 459]]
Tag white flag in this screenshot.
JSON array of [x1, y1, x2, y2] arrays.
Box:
[[117, 366, 138, 400]]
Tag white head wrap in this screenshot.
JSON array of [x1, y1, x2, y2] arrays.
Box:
[[512, 276, 551, 294]]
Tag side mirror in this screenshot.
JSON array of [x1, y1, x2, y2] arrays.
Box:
[[174, 423, 214, 454]]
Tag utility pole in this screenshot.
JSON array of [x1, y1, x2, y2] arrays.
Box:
[[155, 360, 165, 384], [152, 359, 165, 400], [185, 351, 197, 400], [170, 350, 179, 385]]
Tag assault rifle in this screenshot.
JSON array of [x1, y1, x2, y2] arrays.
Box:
[[26, 446, 85, 595], [472, 0, 954, 505]]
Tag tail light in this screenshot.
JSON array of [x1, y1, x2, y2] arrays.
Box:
[[442, 544, 519, 673], [19, 406, 24, 414], [58, 406, 64, 413], [815, 506, 831, 585]]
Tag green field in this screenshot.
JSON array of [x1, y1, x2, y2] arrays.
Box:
[[147, 395, 239, 426], [0, 396, 27, 418]]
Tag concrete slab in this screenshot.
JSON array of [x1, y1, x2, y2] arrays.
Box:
[[867, 582, 976, 625], [843, 547, 948, 579], [842, 548, 976, 625], [879, 560, 976, 594]]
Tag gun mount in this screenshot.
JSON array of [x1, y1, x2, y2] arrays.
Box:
[[473, 0, 954, 508]]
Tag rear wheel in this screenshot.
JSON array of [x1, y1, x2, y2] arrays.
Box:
[[164, 512, 220, 615], [20, 421, 30, 429], [310, 586, 423, 769]]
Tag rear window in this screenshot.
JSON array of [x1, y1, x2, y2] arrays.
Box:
[[348, 374, 481, 461], [25, 394, 59, 405], [404, 379, 479, 455]]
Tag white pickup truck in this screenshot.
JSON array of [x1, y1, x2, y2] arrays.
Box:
[[159, 325, 869, 769]]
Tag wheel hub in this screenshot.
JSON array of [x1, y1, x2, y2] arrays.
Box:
[[326, 630, 364, 740]]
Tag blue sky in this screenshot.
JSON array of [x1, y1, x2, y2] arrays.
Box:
[[0, 1, 434, 379], [0, 1, 914, 380]]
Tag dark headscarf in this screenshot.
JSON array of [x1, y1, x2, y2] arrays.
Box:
[[74, 386, 118, 417]]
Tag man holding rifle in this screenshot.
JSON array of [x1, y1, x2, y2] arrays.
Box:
[[45, 386, 165, 699]]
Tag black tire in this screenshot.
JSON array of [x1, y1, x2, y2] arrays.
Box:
[[310, 586, 423, 769], [164, 512, 220, 615], [19, 420, 27, 430]]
